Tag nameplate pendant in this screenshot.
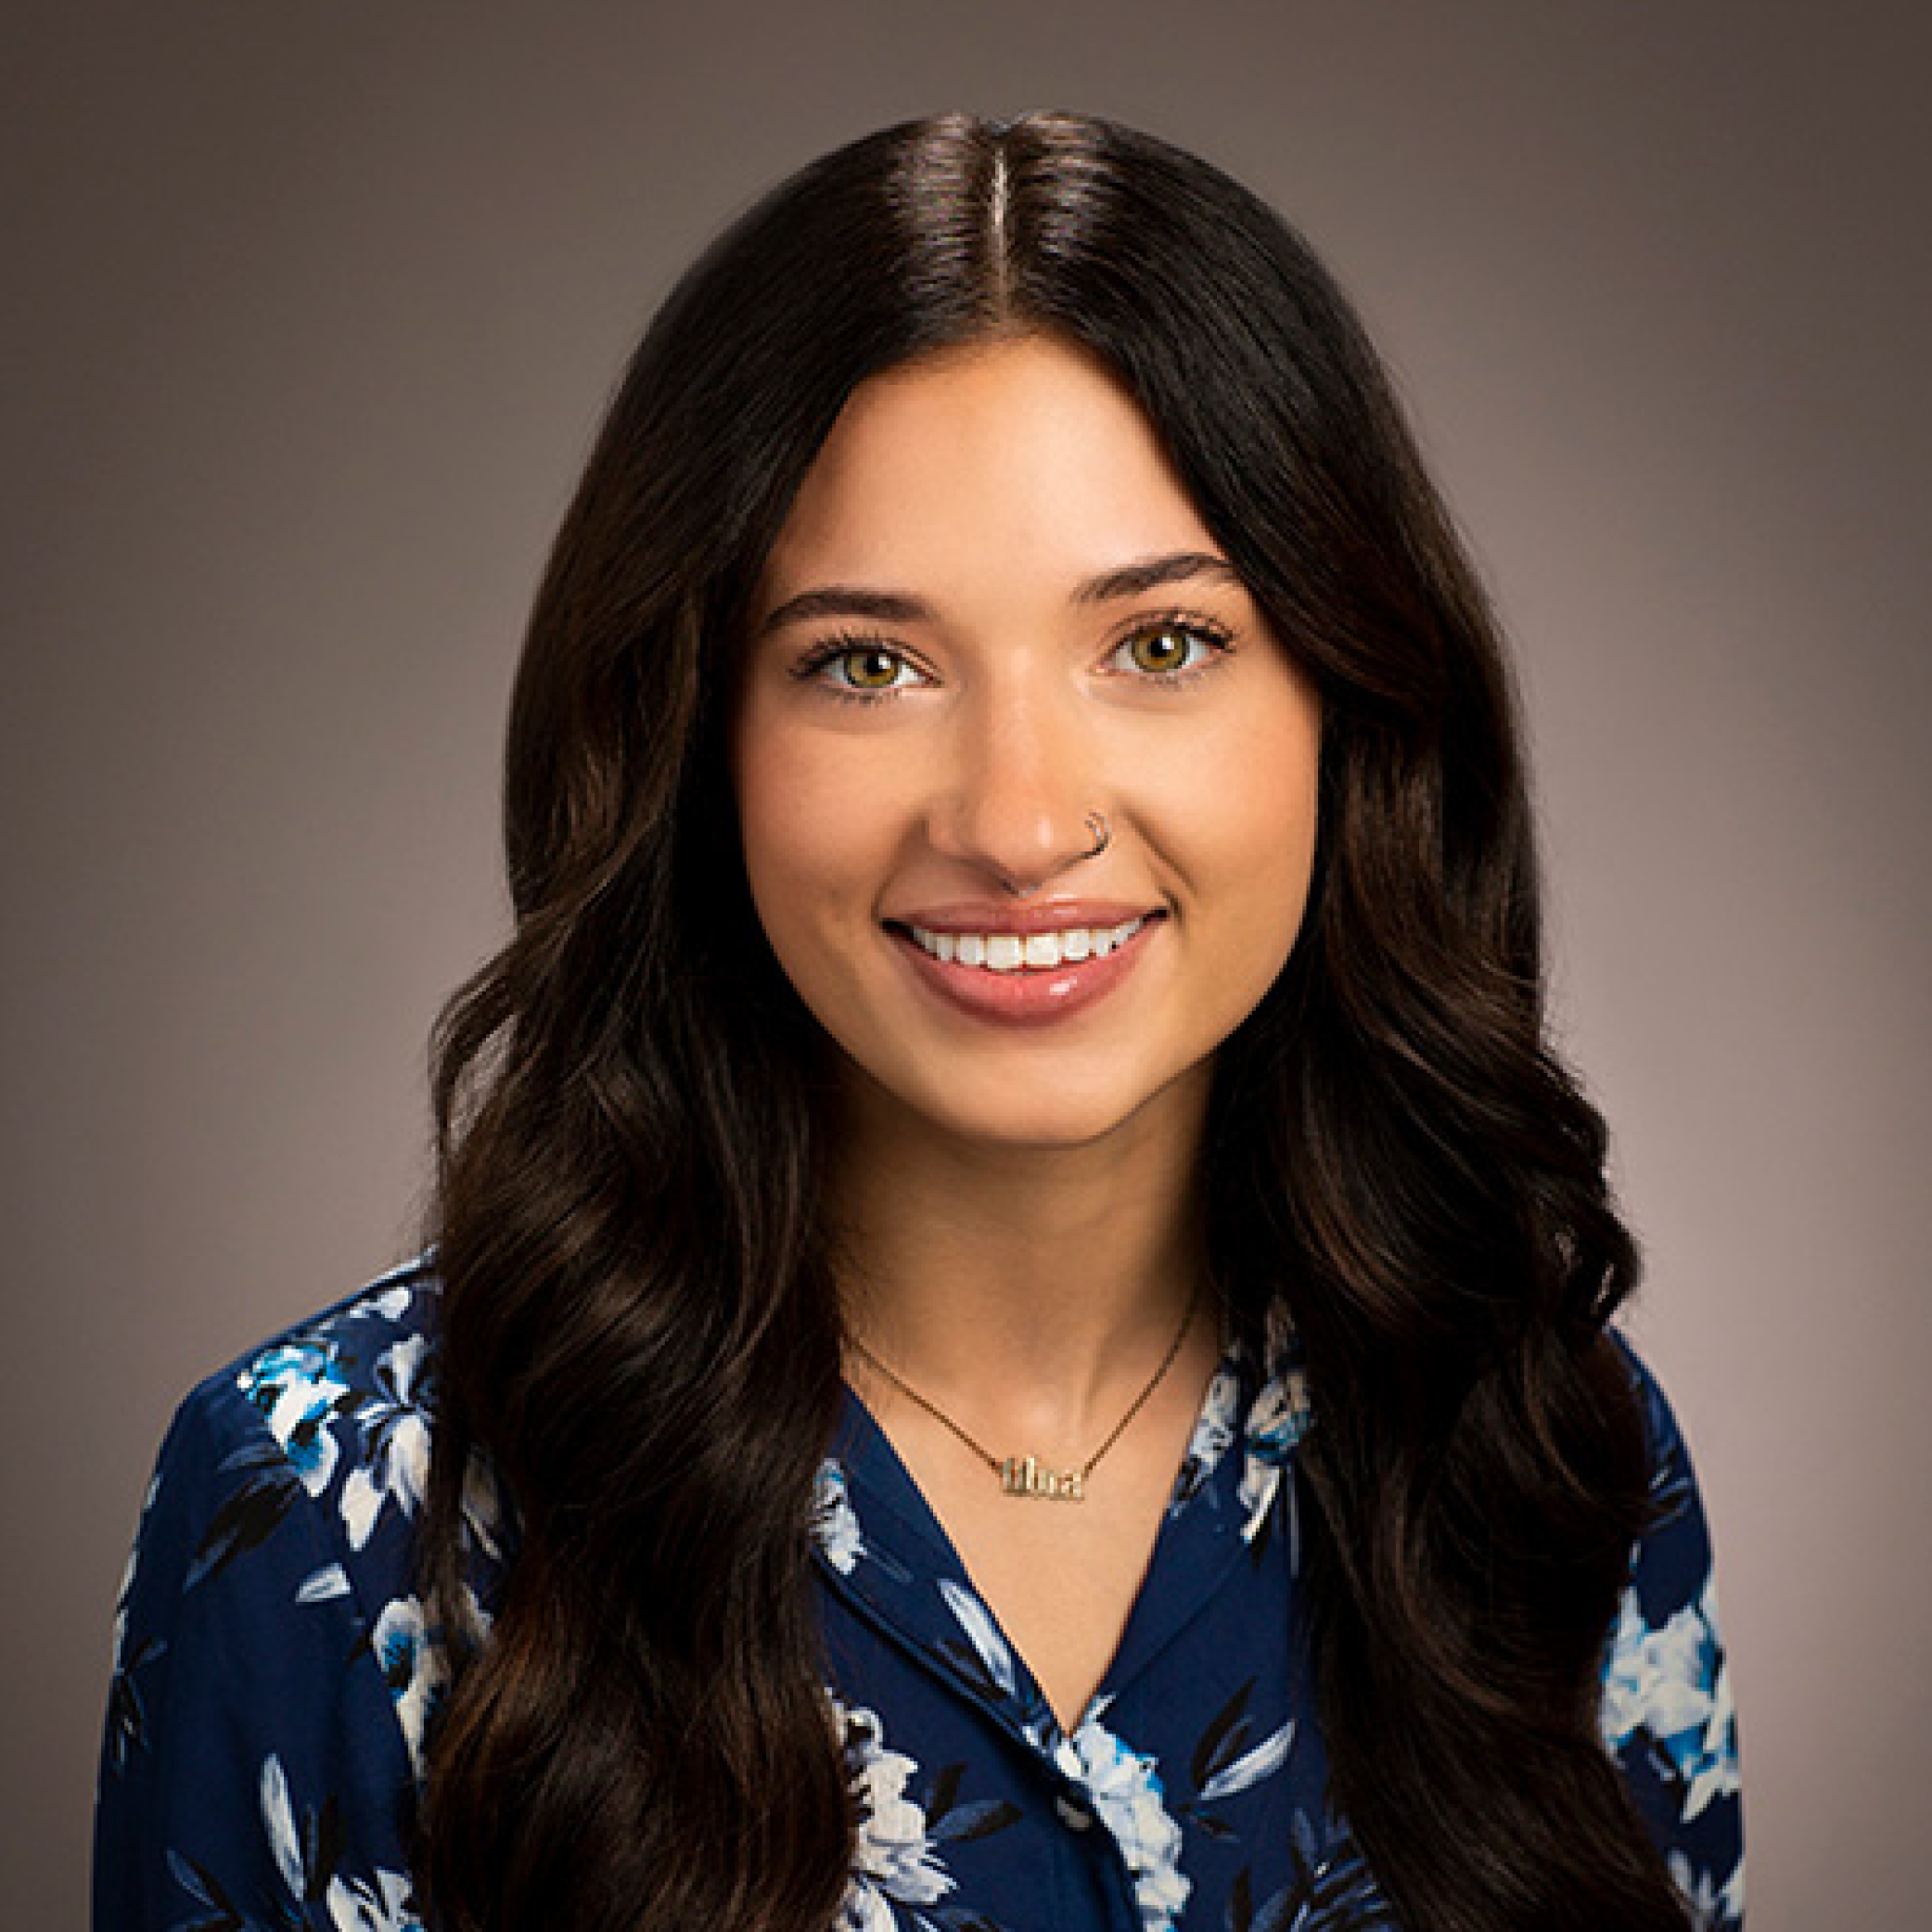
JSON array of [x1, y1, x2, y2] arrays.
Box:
[[998, 1455, 1086, 1502]]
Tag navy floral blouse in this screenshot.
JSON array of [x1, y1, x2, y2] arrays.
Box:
[[95, 1259, 1744, 1929]]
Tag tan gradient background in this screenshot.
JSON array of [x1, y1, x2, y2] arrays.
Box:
[[6, 2, 1927, 1923]]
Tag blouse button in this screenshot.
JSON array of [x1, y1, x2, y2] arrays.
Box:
[[1056, 1795, 1094, 1831]]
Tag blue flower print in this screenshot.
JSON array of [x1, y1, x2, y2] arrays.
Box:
[[1066, 1700, 1191, 1930], [238, 1341, 354, 1497], [1601, 1575, 1741, 1824]]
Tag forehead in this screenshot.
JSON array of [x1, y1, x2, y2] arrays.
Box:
[[752, 335, 1221, 614]]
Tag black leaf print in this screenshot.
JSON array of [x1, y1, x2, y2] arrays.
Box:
[[1171, 1455, 1210, 1511], [166, 1850, 247, 1932], [301, 1792, 346, 1904], [106, 1634, 165, 1770], [186, 1446, 304, 1590], [1227, 1864, 1254, 1932], [375, 1348, 410, 1404], [1192, 1674, 1258, 1791], [925, 1759, 966, 1827], [934, 1636, 1005, 1705]]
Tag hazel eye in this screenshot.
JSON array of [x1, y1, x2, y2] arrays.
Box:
[[1111, 620, 1229, 679], [836, 646, 908, 691], [798, 642, 924, 696]]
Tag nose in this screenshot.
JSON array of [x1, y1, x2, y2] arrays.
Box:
[[926, 677, 1108, 896]]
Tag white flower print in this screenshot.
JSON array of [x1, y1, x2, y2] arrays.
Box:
[[1067, 1699, 1191, 1930], [325, 1866, 421, 1932], [832, 1697, 953, 1930], [1167, 1361, 1243, 1516], [460, 1442, 506, 1566], [1600, 1575, 1740, 1823], [298, 1563, 352, 1603], [262, 1754, 304, 1900], [1188, 1365, 1242, 1472], [339, 1335, 432, 1551], [1667, 1848, 1746, 1931], [940, 1575, 1020, 1697], [349, 1282, 416, 1327], [259, 1752, 422, 1929], [1196, 1719, 1295, 1804], [812, 1461, 864, 1575]]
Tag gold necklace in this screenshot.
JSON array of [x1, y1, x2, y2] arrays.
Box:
[[845, 1285, 1200, 1503]]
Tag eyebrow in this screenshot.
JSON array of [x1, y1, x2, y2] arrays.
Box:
[[754, 550, 1244, 639]]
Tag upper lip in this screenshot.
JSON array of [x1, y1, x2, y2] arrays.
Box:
[[884, 900, 1164, 936]]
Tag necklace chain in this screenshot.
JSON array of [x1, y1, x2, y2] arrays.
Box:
[[845, 1284, 1200, 1503]]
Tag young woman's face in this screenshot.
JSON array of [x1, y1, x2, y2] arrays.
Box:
[[730, 333, 1323, 1158]]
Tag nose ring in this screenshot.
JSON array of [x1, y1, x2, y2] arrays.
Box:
[[998, 812, 1111, 898]]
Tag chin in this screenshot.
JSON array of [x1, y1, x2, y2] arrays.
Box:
[[865, 1059, 1208, 1159]]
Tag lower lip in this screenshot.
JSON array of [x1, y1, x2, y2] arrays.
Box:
[[886, 918, 1161, 1028]]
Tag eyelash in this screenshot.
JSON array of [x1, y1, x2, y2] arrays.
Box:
[[788, 608, 1239, 706]]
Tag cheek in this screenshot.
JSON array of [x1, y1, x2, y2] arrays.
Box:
[[1167, 688, 1320, 851], [1209, 788, 1319, 948], [1178, 698, 1322, 950], [731, 710, 811, 934], [731, 713, 891, 939]]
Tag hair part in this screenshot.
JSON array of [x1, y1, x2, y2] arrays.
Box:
[[419, 109, 1691, 1932]]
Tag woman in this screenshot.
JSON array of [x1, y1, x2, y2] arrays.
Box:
[[96, 110, 1743, 1932]]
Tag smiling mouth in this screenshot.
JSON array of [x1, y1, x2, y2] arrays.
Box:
[[885, 915, 1155, 972]]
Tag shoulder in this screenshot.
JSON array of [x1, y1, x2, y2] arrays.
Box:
[[219, 1256, 443, 1512], [99, 1262, 458, 1918], [126, 1256, 450, 1610], [174, 1254, 441, 1426], [131, 1254, 520, 1660], [111, 1260, 506, 1783], [221, 1250, 442, 1411], [157, 1256, 447, 1567]]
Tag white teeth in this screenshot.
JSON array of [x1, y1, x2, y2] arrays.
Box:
[[906, 916, 1146, 971]]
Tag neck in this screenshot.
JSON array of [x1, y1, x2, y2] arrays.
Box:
[[828, 1070, 1216, 1440]]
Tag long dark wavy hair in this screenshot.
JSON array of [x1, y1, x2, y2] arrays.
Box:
[[417, 109, 1691, 1932]]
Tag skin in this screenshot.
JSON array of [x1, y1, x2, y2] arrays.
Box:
[[729, 332, 1324, 1725]]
